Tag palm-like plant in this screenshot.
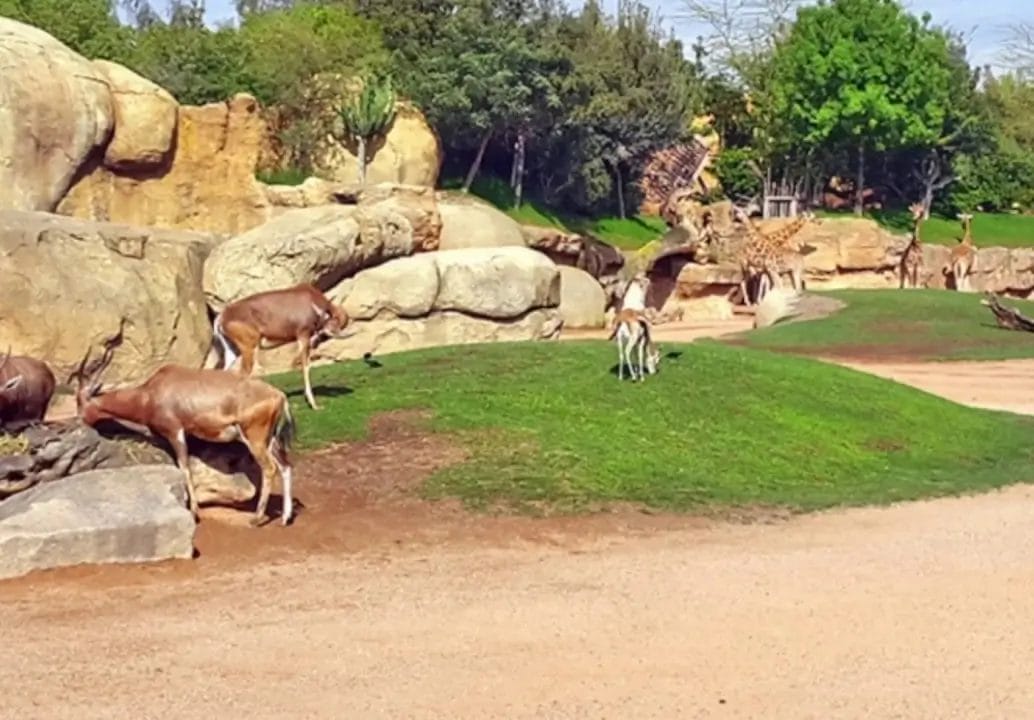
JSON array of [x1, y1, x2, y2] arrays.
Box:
[[337, 74, 398, 185]]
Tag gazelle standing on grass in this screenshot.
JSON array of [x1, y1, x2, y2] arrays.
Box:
[[947, 212, 976, 291], [74, 320, 298, 527], [205, 283, 353, 411], [609, 308, 661, 382]]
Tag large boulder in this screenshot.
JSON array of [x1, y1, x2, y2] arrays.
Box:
[[437, 196, 526, 249], [0, 210, 217, 381], [0, 464, 195, 580], [317, 103, 442, 187], [203, 184, 442, 309], [559, 267, 607, 329], [0, 18, 114, 212], [59, 93, 271, 235], [92, 60, 178, 170], [252, 247, 565, 363]]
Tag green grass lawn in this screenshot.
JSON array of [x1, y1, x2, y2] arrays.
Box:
[[731, 289, 1034, 361], [443, 175, 666, 250], [818, 208, 1034, 248], [273, 340, 1034, 515]]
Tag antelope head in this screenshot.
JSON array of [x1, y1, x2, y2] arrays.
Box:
[[310, 302, 355, 348], [69, 319, 127, 412], [0, 346, 23, 400]]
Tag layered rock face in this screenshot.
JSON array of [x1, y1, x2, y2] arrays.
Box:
[[0, 210, 218, 381], [58, 93, 271, 236]]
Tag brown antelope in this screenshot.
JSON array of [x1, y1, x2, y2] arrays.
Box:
[[205, 283, 353, 411], [0, 347, 57, 432], [73, 320, 297, 527], [948, 212, 976, 291]]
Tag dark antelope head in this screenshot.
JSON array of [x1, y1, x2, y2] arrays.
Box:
[[69, 319, 128, 412]]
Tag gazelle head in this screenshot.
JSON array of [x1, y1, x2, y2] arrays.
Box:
[[645, 342, 662, 375]]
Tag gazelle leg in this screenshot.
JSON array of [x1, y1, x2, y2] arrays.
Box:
[[636, 337, 645, 382], [168, 428, 199, 519], [240, 426, 277, 527], [223, 321, 260, 376], [296, 335, 319, 410], [617, 334, 624, 381]]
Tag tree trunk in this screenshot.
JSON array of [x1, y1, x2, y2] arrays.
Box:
[[463, 131, 492, 193], [356, 135, 367, 186], [513, 133, 526, 208], [854, 143, 865, 216], [615, 163, 626, 220]]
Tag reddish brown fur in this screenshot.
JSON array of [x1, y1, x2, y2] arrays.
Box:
[[76, 328, 296, 527], [0, 349, 56, 431], [208, 283, 350, 410]]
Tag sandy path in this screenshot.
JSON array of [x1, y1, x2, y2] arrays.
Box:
[[10, 317, 1034, 718], [5, 484, 1034, 719]]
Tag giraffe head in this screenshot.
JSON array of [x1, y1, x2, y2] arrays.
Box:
[[909, 203, 925, 221]]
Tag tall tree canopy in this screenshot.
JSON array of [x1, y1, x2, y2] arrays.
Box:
[[770, 0, 954, 214]]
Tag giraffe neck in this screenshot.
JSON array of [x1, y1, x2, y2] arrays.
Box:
[[768, 217, 808, 247], [912, 218, 924, 246]]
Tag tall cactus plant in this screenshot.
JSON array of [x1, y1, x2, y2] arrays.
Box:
[[337, 75, 398, 186]]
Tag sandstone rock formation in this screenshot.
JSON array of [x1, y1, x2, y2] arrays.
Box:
[[0, 210, 217, 381], [0, 465, 195, 581], [272, 247, 566, 363], [317, 103, 442, 187], [0, 18, 114, 212], [59, 93, 271, 235], [203, 183, 442, 309], [559, 266, 607, 329], [437, 195, 527, 250], [92, 60, 178, 170]]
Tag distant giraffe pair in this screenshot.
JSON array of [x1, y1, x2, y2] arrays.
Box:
[[732, 208, 820, 306], [901, 204, 976, 291]]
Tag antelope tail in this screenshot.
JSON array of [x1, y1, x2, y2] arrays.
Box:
[[753, 288, 803, 329], [273, 399, 296, 455]]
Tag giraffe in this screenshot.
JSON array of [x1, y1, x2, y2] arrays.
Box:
[[733, 208, 818, 305], [947, 212, 976, 291], [900, 203, 925, 289]]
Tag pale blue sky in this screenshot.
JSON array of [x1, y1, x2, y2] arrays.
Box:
[[202, 0, 1026, 70]]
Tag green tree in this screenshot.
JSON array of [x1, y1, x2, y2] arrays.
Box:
[[337, 74, 397, 185], [0, 0, 133, 62], [770, 0, 954, 214]]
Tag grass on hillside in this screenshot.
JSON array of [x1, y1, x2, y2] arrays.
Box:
[[274, 340, 1034, 515], [732, 289, 1034, 362], [442, 175, 667, 250], [818, 208, 1034, 248]]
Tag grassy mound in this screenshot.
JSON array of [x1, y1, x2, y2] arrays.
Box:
[[818, 208, 1034, 248], [732, 289, 1034, 362], [275, 340, 1034, 514], [443, 175, 667, 250]]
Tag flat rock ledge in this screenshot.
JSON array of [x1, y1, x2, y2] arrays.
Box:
[[0, 464, 195, 581]]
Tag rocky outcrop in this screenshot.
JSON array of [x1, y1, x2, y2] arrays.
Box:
[[59, 93, 271, 235], [0, 18, 114, 212], [92, 60, 178, 170], [259, 247, 565, 363], [0, 465, 195, 581], [522, 227, 626, 280], [203, 183, 442, 309], [559, 267, 607, 329], [0, 210, 217, 381], [0, 423, 254, 507], [437, 196, 526, 250]]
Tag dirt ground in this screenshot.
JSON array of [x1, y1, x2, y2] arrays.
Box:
[[9, 318, 1034, 718]]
